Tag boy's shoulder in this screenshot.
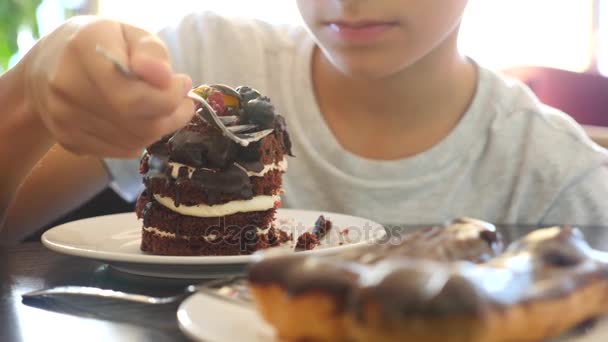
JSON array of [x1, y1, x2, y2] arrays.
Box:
[[477, 66, 607, 184]]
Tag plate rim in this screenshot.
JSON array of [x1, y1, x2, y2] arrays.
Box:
[[177, 291, 276, 342], [41, 208, 386, 266]]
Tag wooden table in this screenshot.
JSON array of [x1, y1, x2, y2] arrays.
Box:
[[0, 242, 192, 342]]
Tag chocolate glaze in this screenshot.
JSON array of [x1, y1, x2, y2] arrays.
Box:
[[168, 129, 237, 169], [249, 218, 502, 313], [337, 218, 503, 265], [249, 219, 608, 322], [350, 226, 608, 321], [188, 164, 253, 204], [275, 115, 293, 157], [141, 85, 291, 205], [146, 133, 172, 156], [354, 261, 489, 319]]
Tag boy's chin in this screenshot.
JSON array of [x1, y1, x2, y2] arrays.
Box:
[[326, 53, 411, 81]]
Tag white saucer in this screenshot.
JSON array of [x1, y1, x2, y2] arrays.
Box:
[[178, 292, 274, 342], [42, 209, 385, 278], [178, 291, 608, 342]]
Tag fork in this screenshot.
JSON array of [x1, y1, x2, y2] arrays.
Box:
[[22, 276, 252, 306], [186, 90, 274, 147], [95, 45, 273, 147]]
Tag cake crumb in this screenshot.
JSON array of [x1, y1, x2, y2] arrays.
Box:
[[311, 215, 332, 239], [295, 232, 320, 251], [294, 215, 334, 251]]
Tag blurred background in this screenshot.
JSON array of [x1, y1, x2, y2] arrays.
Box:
[[2, 0, 607, 74], [2, 0, 607, 236]]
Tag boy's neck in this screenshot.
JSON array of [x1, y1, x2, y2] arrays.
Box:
[[311, 29, 477, 160]]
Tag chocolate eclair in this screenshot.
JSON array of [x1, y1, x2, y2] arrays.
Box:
[[248, 219, 608, 342]]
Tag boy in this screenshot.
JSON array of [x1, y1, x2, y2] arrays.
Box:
[[1, 0, 607, 243]]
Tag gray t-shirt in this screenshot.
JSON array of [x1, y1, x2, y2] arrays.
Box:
[[105, 12, 608, 227]]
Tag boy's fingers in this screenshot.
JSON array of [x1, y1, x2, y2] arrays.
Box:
[[44, 89, 146, 153], [131, 54, 172, 89], [122, 24, 169, 60], [122, 24, 172, 89], [110, 73, 192, 120], [152, 97, 196, 135]]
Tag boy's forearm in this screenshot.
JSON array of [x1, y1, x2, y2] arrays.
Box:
[[0, 62, 54, 225]]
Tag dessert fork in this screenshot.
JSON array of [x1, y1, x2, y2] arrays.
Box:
[[95, 45, 273, 147], [186, 90, 274, 147], [22, 276, 252, 306]]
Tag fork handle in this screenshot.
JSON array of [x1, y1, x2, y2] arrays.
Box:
[[22, 286, 179, 305]]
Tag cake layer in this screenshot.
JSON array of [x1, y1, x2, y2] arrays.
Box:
[[145, 169, 283, 206], [141, 224, 291, 255], [138, 196, 276, 236]]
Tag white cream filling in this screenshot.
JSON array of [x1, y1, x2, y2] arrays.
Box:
[[143, 227, 219, 242], [154, 194, 281, 218], [169, 162, 195, 178], [168, 158, 287, 179], [245, 158, 288, 177], [257, 226, 271, 236]]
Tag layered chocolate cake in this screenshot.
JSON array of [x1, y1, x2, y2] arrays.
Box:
[[249, 219, 608, 342], [136, 84, 293, 256]]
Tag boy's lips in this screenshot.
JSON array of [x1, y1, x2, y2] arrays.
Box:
[[324, 20, 399, 45]]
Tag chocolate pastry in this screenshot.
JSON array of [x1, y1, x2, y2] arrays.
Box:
[[248, 219, 608, 342]]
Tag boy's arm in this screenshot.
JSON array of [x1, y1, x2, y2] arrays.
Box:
[[0, 146, 110, 244], [0, 61, 55, 237], [540, 165, 608, 227], [0, 62, 112, 244], [0, 16, 197, 244]]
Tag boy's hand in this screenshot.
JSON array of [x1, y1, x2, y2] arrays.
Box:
[[22, 16, 194, 158]]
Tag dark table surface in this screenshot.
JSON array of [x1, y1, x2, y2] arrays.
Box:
[[1, 242, 193, 342], [4, 224, 608, 342]]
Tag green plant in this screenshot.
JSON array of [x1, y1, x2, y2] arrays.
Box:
[[0, 0, 43, 72]]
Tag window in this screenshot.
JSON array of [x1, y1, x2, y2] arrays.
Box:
[[459, 0, 596, 73]]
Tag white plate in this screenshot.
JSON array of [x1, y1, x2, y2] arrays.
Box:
[[42, 209, 385, 278], [178, 291, 608, 342]]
